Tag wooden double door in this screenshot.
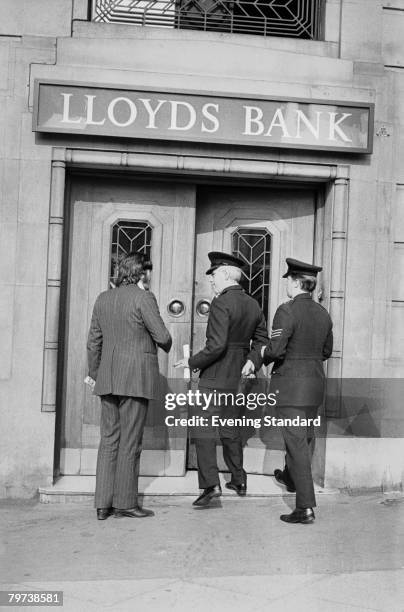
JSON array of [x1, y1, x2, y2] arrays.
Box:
[[60, 174, 317, 476]]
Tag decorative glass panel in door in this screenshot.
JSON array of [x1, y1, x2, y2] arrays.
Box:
[[232, 227, 271, 316], [110, 220, 152, 285]]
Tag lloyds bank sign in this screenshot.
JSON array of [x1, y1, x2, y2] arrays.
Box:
[[33, 80, 374, 153]]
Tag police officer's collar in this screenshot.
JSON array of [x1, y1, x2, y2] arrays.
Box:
[[293, 292, 312, 300], [219, 284, 244, 295]]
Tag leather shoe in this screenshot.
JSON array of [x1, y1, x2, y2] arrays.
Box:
[[280, 508, 315, 524], [193, 485, 222, 507], [274, 469, 296, 493], [96, 507, 112, 520], [225, 481, 247, 496], [113, 506, 155, 518]]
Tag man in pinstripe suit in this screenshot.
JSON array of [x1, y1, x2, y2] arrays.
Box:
[[87, 253, 172, 520]]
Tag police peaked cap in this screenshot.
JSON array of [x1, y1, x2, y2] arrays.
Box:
[[206, 251, 246, 275], [282, 258, 322, 278]]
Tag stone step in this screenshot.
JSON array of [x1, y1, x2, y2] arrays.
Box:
[[39, 471, 337, 503]]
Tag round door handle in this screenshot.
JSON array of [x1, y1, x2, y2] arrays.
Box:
[[168, 299, 185, 316], [196, 299, 210, 316]]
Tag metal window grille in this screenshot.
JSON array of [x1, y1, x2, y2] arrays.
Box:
[[110, 220, 152, 285], [92, 0, 323, 39], [232, 227, 271, 316]]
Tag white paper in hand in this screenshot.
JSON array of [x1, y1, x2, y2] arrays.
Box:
[[84, 376, 96, 390], [183, 344, 190, 380]]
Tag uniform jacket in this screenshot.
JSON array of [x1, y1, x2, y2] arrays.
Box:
[[188, 284, 269, 390], [87, 284, 172, 399], [263, 292, 333, 407]]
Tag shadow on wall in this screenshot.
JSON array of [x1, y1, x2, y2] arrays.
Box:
[[326, 378, 404, 438]]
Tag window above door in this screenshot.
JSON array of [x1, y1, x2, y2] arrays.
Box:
[[91, 0, 324, 40]]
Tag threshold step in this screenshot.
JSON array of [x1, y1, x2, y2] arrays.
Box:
[[39, 472, 337, 503]]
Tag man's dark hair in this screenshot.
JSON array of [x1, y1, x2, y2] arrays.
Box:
[[115, 252, 152, 287], [290, 273, 317, 293]]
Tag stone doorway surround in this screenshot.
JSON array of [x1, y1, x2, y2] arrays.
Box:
[[41, 147, 350, 481]]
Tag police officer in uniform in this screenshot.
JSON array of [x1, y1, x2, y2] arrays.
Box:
[[175, 251, 268, 507], [261, 258, 333, 524]]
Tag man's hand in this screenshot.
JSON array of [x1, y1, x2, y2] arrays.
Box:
[[241, 359, 255, 377], [84, 376, 96, 389], [261, 345, 267, 358], [174, 358, 189, 368]]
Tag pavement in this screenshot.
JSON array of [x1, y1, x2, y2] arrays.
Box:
[[1, 491, 404, 612]]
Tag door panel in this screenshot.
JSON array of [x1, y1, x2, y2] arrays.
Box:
[[188, 185, 316, 474], [61, 177, 196, 476]]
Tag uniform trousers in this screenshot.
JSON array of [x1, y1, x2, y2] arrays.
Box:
[[193, 388, 246, 489], [277, 405, 318, 509], [94, 395, 148, 509]]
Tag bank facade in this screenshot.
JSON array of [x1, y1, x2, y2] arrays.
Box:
[[1, 0, 403, 498]]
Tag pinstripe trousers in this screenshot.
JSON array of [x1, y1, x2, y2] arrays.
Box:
[[94, 395, 148, 509]]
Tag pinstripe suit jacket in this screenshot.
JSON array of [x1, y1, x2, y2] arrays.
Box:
[[87, 284, 172, 399]]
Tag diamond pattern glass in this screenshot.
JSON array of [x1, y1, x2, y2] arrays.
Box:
[[232, 227, 271, 317], [110, 220, 152, 286]]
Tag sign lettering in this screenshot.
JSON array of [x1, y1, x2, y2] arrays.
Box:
[[33, 81, 374, 153]]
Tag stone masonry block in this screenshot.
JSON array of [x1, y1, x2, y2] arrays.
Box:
[[18, 160, 51, 224], [0, 285, 15, 380], [382, 7, 404, 67], [0, 0, 71, 38], [15, 222, 48, 286], [12, 285, 46, 390], [340, 0, 383, 62], [0, 159, 20, 224], [56, 37, 354, 87]]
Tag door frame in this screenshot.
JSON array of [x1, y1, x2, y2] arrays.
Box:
[[43, 147, 349, 480]]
